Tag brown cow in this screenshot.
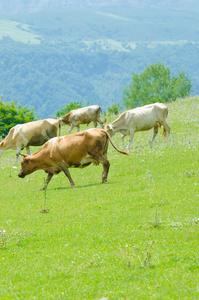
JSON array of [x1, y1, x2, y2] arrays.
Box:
[[18, 128, 130, 190], [0, 119, 61, 163], [61, 105, 106, 134]]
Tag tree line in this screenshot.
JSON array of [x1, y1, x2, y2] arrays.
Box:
[[0, 37, 197, 120], [0, 63, 192, 137]]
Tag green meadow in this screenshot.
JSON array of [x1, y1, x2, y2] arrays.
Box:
[[1, 97, 199, 299]]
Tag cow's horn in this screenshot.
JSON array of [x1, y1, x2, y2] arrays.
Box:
[[19, 153, 26, 157]]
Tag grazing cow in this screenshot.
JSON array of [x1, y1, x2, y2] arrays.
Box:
[[0, 119, 61, 163], [104, 103, 170, 151], [61, 105, 106, 134], [18, 128, 130, 190]]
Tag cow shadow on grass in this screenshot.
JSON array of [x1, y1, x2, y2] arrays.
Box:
[[52, 181, 115, 191]]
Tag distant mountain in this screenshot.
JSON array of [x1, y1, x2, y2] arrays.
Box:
[[0, 6, 199, 118], [0, 0, 199, 14]]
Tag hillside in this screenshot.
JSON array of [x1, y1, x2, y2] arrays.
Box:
[[0, 7, 199, 118], [1, 96, 199, 299]]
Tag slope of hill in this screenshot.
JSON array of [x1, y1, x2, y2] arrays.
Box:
[[1, 96, 199, 299]]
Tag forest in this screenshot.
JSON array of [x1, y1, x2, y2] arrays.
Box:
[[0, 8, 199, 118]]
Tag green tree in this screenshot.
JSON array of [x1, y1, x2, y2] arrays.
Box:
[[0, 99, 36, 137], [55, 101, 83, 117], [170, 71, 192, 100], [122, 63, 192, 109], [107, 102, 123, 115]]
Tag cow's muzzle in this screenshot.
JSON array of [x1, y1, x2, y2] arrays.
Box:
[[18, 172, 25, 178]]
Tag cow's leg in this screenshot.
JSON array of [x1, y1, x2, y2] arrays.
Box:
[[122, 134, 127, 147], [151, 125, 159, 142], [162, 121, 170, 139], [58, 162, 75, 188], [41, 173, 53, 190], [94, 154, 110, 183], [76, 125, 80, 132], [26, 146, 31, 155], [128, 131, 135, 151], [93, 120, 98, 128], [101, 157, 110, 183], [162, 127, 167, 137], [16, 146, 22, 164], [69, 124, 75, 134], [96, 118, 104, 129]]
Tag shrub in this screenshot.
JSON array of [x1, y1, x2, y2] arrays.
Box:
[[107, 102, 123, 115], [55, 101, 83, 117], [0, 98, 36, 137]]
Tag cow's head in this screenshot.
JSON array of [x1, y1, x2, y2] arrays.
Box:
[[18, 154, 32, 178], [60, 114, 70, 125], [104, 124, 114, 132]]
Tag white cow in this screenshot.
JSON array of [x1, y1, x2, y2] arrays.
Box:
[[0, 118, 60, 163], [61, 105, 106, 134], [104, 103, 170, 151]]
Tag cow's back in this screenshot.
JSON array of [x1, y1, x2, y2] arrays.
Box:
[[153, 102, 168, 118], [20, 119, 57, 133], [46, 128, 107, 165], [0, 124, 22, 150], [125, 103, 167, 131], [70, 105, 100, 125], [21, 119, 59, 147]]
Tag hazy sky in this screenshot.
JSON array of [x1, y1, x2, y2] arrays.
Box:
[[0, 0, 198, 14]]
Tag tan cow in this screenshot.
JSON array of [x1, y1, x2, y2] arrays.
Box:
[[104, 103, 170, 151], [0, 119, 61, 163], [18, 128, 130, 190], [61, 105, 106, 134]]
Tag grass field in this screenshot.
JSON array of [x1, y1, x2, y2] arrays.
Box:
[[1, 97, 199, 299], [0, 20, 41, 44]]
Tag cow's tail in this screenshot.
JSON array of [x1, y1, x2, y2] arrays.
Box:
[[101, 129, 130, 156], [163, 106, 169, 137], [99, 107, 106, 124]]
